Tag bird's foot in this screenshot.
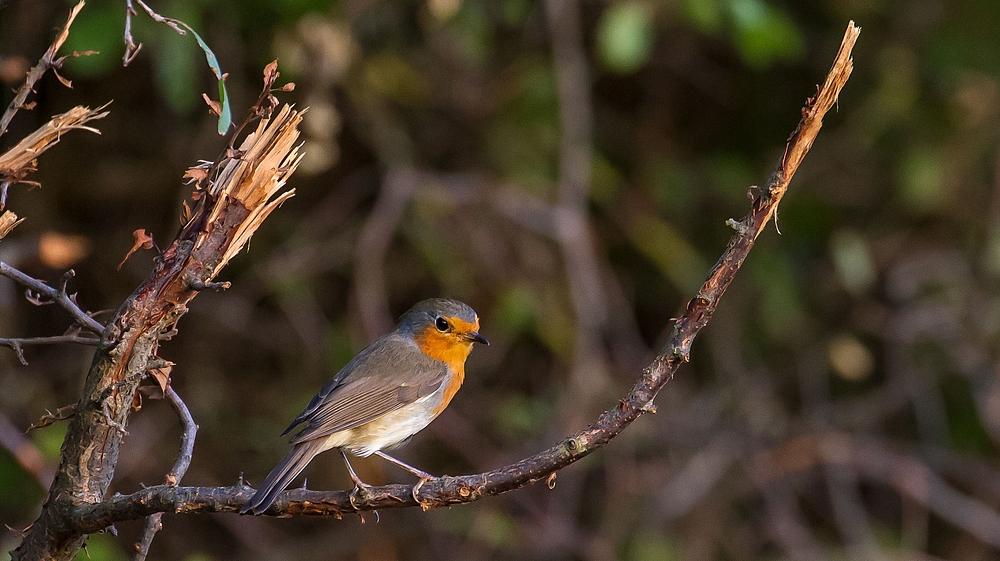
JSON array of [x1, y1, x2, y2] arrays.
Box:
[[412, 476, 435, 511], [349, 482, 373, 510]]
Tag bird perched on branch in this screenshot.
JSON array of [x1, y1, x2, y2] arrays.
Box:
[[241, 297, 489, 515]]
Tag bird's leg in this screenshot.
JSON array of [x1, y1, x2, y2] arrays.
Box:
[[342, 451, 372, 509], [373, 450, 435, 480], [373, 450, 436, 509]]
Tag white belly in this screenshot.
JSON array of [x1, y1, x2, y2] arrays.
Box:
[[318, 383, 445, 457]]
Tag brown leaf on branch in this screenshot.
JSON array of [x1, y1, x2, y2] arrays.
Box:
[[183, 167, 209, 183], [150, 364, 173, 393], [263, 60, 278, 84], [117, 229, 155, 270], [201, 93, 221, 117]]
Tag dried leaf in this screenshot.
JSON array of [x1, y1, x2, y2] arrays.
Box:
[[263, 60, 278, 84], [132, 390, 142, 412], [26, 404, 77, 432], [150, 364, 172, 393], [278, 82, 295, 92], [117, 228, 155, 270], [201, 93, 221, 117], [183, 167, 209, 182]]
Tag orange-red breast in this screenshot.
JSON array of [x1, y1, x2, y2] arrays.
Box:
[[241, 298, 488, 515]]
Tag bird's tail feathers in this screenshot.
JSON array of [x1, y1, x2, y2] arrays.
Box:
[[240, 439, 325, 515]]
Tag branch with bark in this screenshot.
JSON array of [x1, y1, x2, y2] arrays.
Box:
[[10, 65, 302, 560], [4, 7, 859, 559]]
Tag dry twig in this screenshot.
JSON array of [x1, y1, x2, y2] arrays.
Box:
[[0, 334, 100, 366], [0, 1, 90, 139], [0, 264, 105, 335]]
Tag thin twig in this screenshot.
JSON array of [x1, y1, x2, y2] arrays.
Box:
[[0, 334, 100, 365], [0, 263, 105, 335], [123, 0, 142, 66], [132, 386, 198, 561], [68, 21, 861, 526], [0, 1, 87, 139], [123, 0, 187, 66], [133, 0, 186, 35]]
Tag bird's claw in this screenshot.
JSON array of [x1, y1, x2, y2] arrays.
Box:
[[349, 483, 373, 510], [412, 477, 435, 511]]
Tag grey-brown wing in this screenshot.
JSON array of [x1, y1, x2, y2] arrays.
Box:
[[287, 334, 448, 445]]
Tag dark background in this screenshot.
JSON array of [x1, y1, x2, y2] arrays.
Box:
[[2, 0, 1000, 559]]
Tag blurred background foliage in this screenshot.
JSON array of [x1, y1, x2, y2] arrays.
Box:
[[2, 0, 1000, 559]]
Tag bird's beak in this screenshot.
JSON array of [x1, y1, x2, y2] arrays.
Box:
[[465, 331, 490, 345]]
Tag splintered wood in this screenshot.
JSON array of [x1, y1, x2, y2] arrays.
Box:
[[195, 105, 304, 274]]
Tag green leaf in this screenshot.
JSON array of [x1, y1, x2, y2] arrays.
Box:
[[177, 22, 232, 134]]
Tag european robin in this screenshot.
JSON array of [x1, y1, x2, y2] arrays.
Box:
[[241, 298, 488, 515]]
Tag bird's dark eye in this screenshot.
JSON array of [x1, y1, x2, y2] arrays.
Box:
[[435, 317, 450, 332]]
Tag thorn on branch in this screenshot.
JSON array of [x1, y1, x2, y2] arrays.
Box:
[[158, 328, 179, 341], [7, 340, 26, 365], [187, 279, 231, 291], [58, 269, 75, 294]]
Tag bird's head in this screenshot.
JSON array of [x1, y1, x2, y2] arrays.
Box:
[[399, 298, 489, 364]]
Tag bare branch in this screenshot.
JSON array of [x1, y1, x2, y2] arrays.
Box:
[[123, 0, 141, 66], [0, 263, 105, 334], [0, 334, 100, 365], [123, 0, 187, 66], [132, 387, 198, 561], [62, 21, 861, 529], [134, 0, 186, 36], [0, 1, 87, 139]]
